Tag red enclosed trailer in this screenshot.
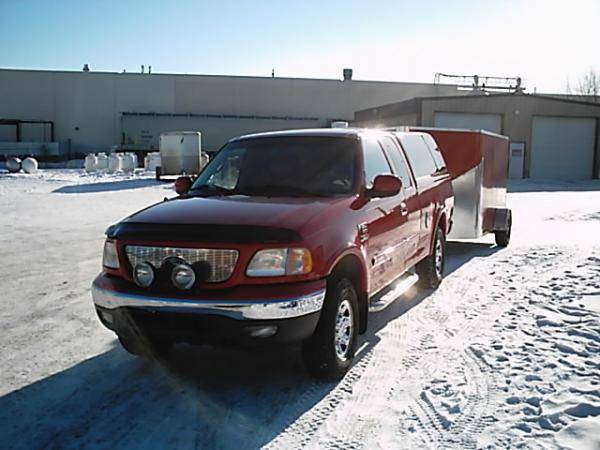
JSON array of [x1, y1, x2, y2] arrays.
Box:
[[412, 127, 512, 246]]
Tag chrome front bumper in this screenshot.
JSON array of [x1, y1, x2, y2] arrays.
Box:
[[91, 284, 326, 321]]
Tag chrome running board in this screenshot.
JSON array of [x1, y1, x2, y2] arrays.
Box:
[[369, 272, 419, 313]]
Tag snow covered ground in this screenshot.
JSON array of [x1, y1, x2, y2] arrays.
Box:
[[0, 170, 598, 450]]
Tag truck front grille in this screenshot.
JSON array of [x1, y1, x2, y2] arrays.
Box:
[[124, 245, 239, 283]]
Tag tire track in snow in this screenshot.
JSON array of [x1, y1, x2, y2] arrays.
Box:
[[263, 350, 376, 449], [401, 247, 582, 450], [270, 246, 580, 450], [432, 255, 551, 447]]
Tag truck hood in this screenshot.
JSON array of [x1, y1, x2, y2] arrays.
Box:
[[121, 194, 352, 237]]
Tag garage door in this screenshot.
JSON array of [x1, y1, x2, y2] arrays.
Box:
[[530, 117, 596, 180], [434, 112, 502, 133]]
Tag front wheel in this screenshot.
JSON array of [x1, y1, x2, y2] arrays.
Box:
[[302, 277, 359, 380], [416, 226, 445, 289]]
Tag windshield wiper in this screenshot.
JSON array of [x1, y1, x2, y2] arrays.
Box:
[[239, 184, 328, 197], [187, 184, 238, 196]]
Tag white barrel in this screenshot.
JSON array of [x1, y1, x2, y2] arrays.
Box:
[[22, 157, 39, 174], [145, 152, 161, 172], [96, 152, 108, 170], [200, 152, 210, 170], [6, 157, 21, 173], [121, 153, 135, 172], [107, 153, 122, 173], [131, 153, 139, 169], [84, 153, 98, 172]]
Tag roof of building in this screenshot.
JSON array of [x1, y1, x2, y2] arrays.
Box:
[[0, 67, 458, 88], [354, 92, 600, 121]]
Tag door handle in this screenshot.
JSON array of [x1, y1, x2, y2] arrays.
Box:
[[400, 202, 408, 216]]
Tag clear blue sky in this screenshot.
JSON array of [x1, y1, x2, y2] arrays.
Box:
[[1, 0, 598, 93]]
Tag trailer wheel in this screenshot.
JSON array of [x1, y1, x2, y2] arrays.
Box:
[[495, 210, 512, 247], [302, 277, 359, 380], [416, 226, 445, 289]]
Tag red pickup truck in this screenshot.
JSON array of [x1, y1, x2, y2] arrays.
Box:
[[92, 128, 453, 379]]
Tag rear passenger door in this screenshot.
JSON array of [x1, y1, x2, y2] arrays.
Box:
[[361, 136, 405, 295], [396, 133, 440, 266], [378, 136, 421, 271]]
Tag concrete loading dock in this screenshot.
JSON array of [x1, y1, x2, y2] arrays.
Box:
[[354, 93, 600, 180]]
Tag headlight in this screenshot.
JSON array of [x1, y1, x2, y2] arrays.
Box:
[[171, 263, 196, 290], [102, 240, 120, 269], [133, 262, 155, 288], [246, 248, 312, 277]]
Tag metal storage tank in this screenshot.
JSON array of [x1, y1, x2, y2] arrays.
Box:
[[159, 131, 202, 175]]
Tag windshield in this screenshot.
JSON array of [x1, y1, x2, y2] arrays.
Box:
[[190, 136, 359, 197]]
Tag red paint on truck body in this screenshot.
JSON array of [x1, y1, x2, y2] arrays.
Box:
[[101, 128, 454, 310]]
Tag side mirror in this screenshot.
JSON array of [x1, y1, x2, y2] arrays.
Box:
[[174, 176, 192, 195], [368, 174, 402, 198]]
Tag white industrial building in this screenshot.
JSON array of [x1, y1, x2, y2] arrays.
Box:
[[355, 93, 600, 180], [0, 68, 460, 156], [2, 67, 599, 180]]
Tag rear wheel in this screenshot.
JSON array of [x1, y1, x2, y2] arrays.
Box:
[[302, 277, 359, 380], [117, 333, 171, 359], [416, 226, 445, 289], [495, 210, 512, 247]]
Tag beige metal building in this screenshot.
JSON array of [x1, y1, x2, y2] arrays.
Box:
[[354, 93, 600, 180], [0, 68, 460, 155]]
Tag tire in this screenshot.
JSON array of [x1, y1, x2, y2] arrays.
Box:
[[302, 277, 359, 380], [416, 226, 445, 289], [495, 210, 512, 247], [117, 333, 171, 359]]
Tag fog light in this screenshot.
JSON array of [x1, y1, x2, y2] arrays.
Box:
[[133, 262, 155, 288], [171, 263, 196, 290], [246, 325, 278, 338]]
